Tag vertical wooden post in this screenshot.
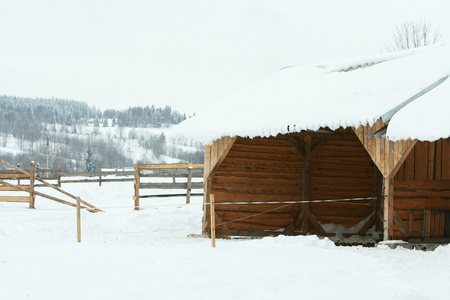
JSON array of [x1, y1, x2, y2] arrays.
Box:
[[210, 193, 216, 248], [186, 166, 193, 204], [29, 162, 36, 209], [373, 166, 380, 230], [134, 164, 140, 210], [76, 196, 81, 243], [98, 164, 102, 186], [202, 145, 212, 235], [17, 164, 21, 185], [301, 135, 312, 234], [383, 176, 394, 241], [172, 170, 176, 183]]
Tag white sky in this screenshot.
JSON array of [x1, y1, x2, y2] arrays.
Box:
[[1, 0, 450, 115]]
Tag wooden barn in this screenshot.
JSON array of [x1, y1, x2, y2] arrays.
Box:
[[177, 45, 450, 243]]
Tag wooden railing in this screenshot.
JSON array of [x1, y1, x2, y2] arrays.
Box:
[[0, 159, 101, 212], [36, 165, 135, 186], [134, 163, 204, 210], [1, 160, 204, 212], [0, 169, 34, 207]]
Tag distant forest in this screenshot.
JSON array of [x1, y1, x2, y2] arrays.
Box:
[[0, 95, 186, 133], [0, 96, 202, 171]]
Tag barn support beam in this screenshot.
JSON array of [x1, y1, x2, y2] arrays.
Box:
[[393, 210, 410, 237], [301, 135, 312, 233], [353, 122, 419, 241], [383, 176, 394, 240], [286, 135, 327, 235], [357, 212, 376, 236]]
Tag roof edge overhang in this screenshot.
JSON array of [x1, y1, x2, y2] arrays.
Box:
[[380, 75, 449, 123]]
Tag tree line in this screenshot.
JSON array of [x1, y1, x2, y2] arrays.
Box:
[[0, 96, 202, 171], [0, 96, 187, 133]]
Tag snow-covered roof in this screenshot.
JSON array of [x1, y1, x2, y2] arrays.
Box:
[[386, 74, 450, 141], [176, 45, 450, 144]]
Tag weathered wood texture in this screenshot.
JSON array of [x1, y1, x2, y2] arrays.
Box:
[[353, 122, 450, 241], [353, 119, 417, 178], [203, 126, 448, 241], [202, 136, 237, 233], [394, 140, 450, 181], [392, 179, 450, 239], [203, 130, 380, 237], [390, 139, 450, 239]]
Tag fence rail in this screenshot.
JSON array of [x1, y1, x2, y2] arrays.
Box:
[[36, 166, 135, 186], [0, 159, 101, 212], [134, 163, 204, 210], [0, 161, 204, 211]]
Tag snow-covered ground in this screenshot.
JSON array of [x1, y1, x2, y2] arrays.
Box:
[[1, 180, 449, 299]]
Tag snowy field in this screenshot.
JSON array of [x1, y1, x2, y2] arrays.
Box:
[[1, 180, 450, 300]]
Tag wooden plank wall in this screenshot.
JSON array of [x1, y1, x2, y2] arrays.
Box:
[[211, 135, 301, 235], [207, 131, 380, 237], [309, 136, 379, 230], [393, 139, 450, 239]]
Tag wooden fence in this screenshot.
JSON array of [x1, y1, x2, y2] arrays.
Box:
[[0, 168, 35, 207], [37, 165, 135, 186], [134, 163, 204, 210], [0, 159, 101, 212], [1, 160, 204, 211]]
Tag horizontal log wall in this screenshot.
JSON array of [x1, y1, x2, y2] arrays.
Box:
[[309, 135, 379, 230], [392, 139, 450, 239], [211, 136, 301, 236], [209, 131, 380, 236]]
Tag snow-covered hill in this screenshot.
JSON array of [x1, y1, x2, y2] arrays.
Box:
[[0, 122, 203, 172]]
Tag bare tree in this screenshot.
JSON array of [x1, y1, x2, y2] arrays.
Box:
[[382, 20, 441, 52]]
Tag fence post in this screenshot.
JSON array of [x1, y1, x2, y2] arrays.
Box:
[[98, 164, 102, 186], [76, 196, 81, 243], [17, 164, 21, 185], [29, 162, 36, 209], [186, 166, 193, 204], [210, 193, 216, 248], [134, 164, 140, 210]]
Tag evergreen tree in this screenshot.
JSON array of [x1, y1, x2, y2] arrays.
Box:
[[65, 113, 73, 126], [160, 132, 166, 143], [85, 147, 96, 172], [102, 119, 108, 127]]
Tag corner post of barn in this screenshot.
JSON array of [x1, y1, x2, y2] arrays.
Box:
[[382, 175, 394, 240], [210, 193, 216, 247]]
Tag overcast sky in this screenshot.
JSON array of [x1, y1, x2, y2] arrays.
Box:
[[1, 0, 449, 115]]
